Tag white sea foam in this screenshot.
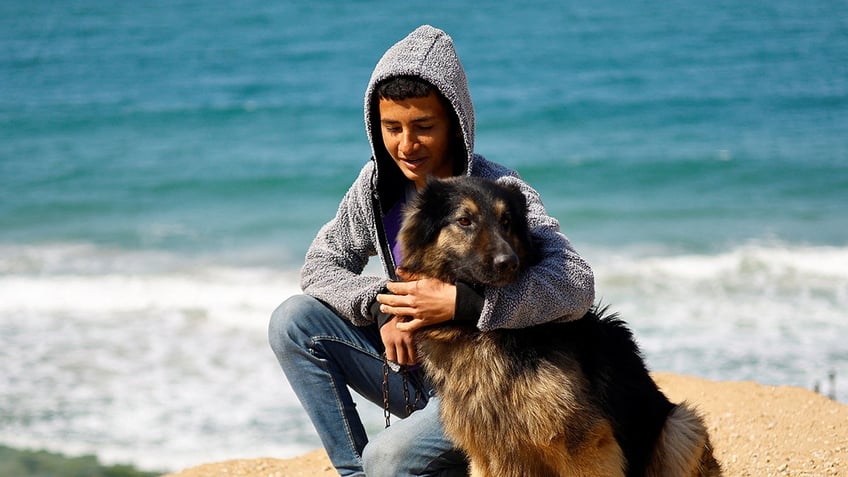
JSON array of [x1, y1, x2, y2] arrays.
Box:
[[0, 241, 845, 471], [584, 241, 847, 401], [0, 243, 314, 470], [0, 243, 301, 330]]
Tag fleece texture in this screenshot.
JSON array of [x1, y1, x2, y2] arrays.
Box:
[[300, 25, 595, 331]]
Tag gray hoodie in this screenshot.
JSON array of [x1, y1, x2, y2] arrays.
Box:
[[300, 25, 594, 331]]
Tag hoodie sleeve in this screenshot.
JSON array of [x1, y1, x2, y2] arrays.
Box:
[[300, 163, 388, 326], [474, 162, 596, 331]]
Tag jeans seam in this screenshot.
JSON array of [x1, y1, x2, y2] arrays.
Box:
[[309, 335, 377, 467], [311, 334, 384, 361]]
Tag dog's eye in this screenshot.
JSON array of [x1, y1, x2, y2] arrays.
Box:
[[457, 217, 472, 227]]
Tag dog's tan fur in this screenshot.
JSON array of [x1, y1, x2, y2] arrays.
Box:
[[419, 327, 626, 477], [400, 177, 721, 477], [645, 405, 723, 477]]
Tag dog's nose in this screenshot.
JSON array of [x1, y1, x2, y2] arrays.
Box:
[[494, 253, 519, 275]]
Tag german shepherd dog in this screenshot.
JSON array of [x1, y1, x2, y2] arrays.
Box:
[[398, 177, 722, 477]]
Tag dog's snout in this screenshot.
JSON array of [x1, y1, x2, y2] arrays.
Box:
[[494, 252, 519, 275]]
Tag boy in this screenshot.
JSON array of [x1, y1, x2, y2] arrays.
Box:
[[269, 25, 594, 476]]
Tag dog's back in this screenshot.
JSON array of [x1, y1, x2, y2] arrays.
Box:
[[418, 310, 720, 476], [546, 310, 676, 475], [541, 310, 721, 476]]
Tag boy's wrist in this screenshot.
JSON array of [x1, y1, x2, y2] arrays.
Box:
[[454, 280, 483, 323]]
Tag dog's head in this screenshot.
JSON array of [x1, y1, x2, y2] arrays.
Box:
[[399, 176, 536, 287]]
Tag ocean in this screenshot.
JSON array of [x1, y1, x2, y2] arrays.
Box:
[[2, 0, 847, 472]]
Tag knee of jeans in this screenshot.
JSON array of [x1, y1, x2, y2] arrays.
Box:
[[268, 295, 316, 361], [361, 431, 415, 477], [360, 438, 397, 477]]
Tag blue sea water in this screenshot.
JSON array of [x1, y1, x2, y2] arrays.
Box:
[[1, 0, 847, 471]]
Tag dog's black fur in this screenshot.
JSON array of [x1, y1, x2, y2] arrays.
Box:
[[400, 176, 721, 477], [545, 310, 674, 475]]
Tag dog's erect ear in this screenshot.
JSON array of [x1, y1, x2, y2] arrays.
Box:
[[500, 182, 529, 219], [401, 178, 454, 250]]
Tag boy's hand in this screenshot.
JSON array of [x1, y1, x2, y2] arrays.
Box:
[[377, 268, 456, 333], [380, 315, 417, 365]]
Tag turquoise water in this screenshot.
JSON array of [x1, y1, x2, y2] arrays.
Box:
[[1, 0, 847, 471]]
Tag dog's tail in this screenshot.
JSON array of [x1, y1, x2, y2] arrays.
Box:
[[645, 402, 723, 477]]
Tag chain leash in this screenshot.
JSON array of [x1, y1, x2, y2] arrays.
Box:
[[382, 354, 425, 428], [382, 356, 392, 428]]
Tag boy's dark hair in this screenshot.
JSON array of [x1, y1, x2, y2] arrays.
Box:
[[375, 76, 459, 135], [376, 75, 435, 100]]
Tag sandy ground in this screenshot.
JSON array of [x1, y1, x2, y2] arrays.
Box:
[[165, 373, 847, 477]]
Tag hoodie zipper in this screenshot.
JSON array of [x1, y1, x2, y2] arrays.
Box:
[[372, 188, 399, 282]]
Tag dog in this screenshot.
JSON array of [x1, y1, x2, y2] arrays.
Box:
[[398, 176, 722, 477]]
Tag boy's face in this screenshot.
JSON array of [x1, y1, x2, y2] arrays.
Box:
[[378, 92, 454, 191]]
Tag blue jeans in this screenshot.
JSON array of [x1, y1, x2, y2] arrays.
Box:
[[268, 294, 468, 476]]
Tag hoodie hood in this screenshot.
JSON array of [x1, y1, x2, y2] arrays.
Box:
[[364, 25, 476, 187]]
